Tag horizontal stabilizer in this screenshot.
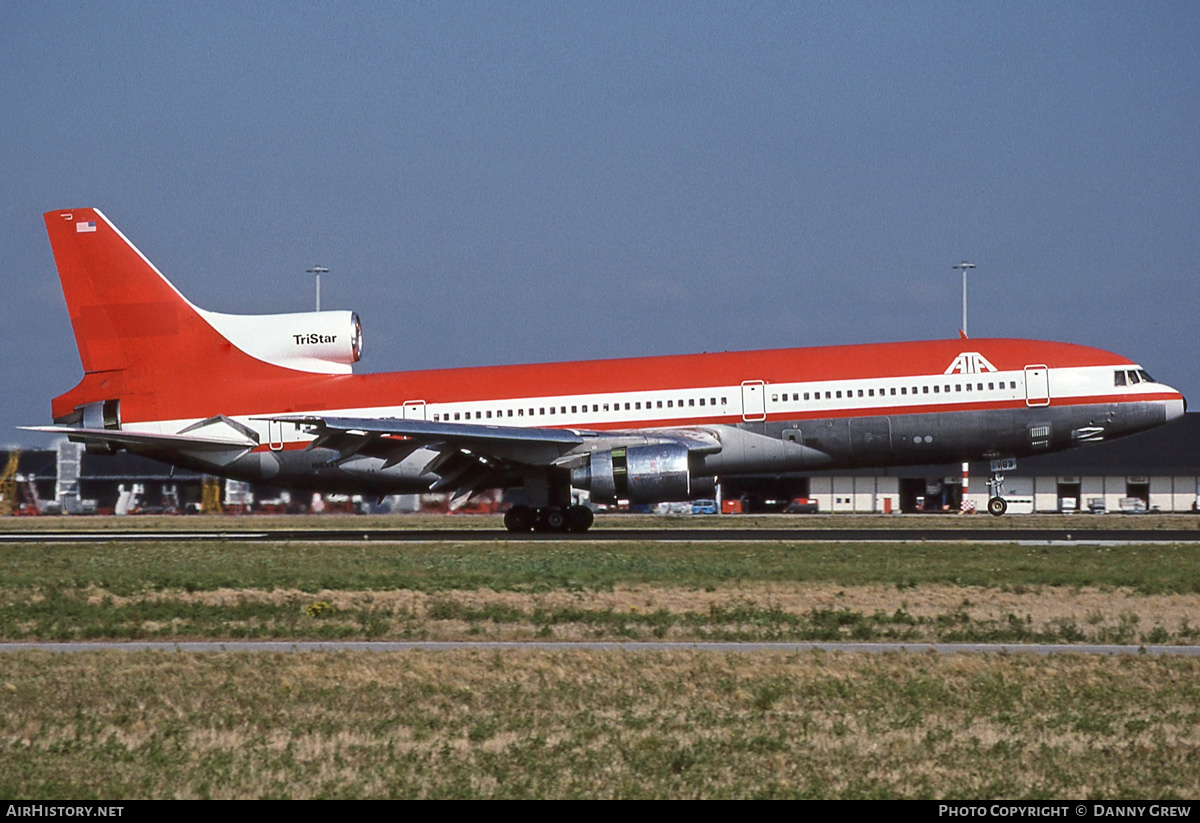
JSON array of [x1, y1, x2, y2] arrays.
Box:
[[20, 426, 257, 454]]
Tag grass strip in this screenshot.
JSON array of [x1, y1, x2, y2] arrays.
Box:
[[2, 650, 1198, 799], [2, 540, 1199, 595]]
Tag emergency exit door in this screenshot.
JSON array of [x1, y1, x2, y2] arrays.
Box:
[[1024, 365, 1050, 407], [741, 381, 766, 421]]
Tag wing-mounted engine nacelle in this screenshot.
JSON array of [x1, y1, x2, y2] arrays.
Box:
[[571, 443, 714, 505], [198, 309, 363, 374]]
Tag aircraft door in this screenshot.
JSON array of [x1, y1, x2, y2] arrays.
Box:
[[849, 417, 892, 459], [402, 400, 427, 420], [741, 381, 766, 422], [1024, 365, 1050, 407]]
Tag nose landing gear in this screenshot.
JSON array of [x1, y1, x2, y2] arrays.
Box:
[[986, 458, 1017, 517]]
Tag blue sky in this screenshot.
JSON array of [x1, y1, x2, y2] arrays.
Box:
[[3, 2, 1198, 442]]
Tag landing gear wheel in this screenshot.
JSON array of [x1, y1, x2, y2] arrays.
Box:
[[567, 505, 595, 533], [504, 505, 534, 532], [987, 497, 1008, 517], [542, 506, 568, 532]]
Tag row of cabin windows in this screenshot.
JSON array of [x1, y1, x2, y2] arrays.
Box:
[[1114, 369, 1155, 386], [771, 380, 1018, 403], [431, 396, 730, 423]]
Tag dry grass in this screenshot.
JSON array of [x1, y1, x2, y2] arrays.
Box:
[[3, 650, 1198, 799], [4, 582, 1196, 645]]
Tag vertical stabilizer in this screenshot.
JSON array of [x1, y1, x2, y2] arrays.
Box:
[[43, 209, 328, 423], [44, 208, 209, 375]]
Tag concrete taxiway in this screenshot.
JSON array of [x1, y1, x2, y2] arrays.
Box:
[[1, 526, 1198, 543], [2, 640, 1198, 656]]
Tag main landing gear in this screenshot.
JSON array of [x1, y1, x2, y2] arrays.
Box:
[[986, 457, 1017, 517], [504, 504, 594, 533]]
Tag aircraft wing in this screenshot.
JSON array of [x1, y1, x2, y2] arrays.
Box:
[[262, 414, 587, 484], [261, 414, 720, 504]]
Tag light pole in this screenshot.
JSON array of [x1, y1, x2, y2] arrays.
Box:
[[306, 266, 329, 312], [951, 260, 976, 513], [951, 261, 975, 337]]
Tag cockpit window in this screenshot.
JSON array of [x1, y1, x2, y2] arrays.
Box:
[[1114, 370, 1126, 386], [1138, 369, 1155, 383], [1127, 370, 1141, 384]]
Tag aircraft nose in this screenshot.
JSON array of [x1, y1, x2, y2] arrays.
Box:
[[1165, 392, 1186, 422]]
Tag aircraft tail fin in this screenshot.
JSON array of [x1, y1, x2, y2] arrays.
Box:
[[43, 208, 216, 376], [42, 208, 323, 424]]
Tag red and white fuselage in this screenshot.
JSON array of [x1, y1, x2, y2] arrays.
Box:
[[29, 208, 1186, 528]]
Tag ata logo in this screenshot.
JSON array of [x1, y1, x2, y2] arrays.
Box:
[[944, 352, 998, 375]]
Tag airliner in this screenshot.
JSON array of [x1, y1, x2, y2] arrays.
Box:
[[25, 208, 1186, 531]]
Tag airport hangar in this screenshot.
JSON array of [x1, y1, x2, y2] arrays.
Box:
[[3, 413, 1199, 516]]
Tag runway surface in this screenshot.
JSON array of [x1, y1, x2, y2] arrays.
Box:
[[2, 640, 1198, 656], [2, 526, 1199, 543]]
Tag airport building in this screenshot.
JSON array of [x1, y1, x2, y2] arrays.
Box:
[[720, 413, 1200, 514], [4, 413, 1199, 516]]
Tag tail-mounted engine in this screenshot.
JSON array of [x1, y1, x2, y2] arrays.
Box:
[[571, 443, 714, 505], [199, 309, 363, 374]]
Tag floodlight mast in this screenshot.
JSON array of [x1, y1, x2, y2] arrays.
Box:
[[951, 260, 976, 514], [306, 266, 330, 312], [952, 261, 975, 337]]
